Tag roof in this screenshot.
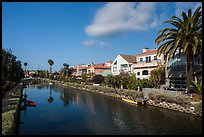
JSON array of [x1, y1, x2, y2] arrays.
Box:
[[119, 54, 136, 63], [89, 65, 110, 69], [105, 60, 113, 63], [101, 70, 112, 76], [135, 49, 157, 57]]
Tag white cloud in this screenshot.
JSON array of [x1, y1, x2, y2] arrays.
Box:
[[85, 2, 159, 37], [81, 40, 96, 47], [175, 2, 202, 17], [81, 40, 110, 47]]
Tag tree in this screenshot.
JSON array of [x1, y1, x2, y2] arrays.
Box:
[[63, 63, 69, 77], [155, 6, 202, 92], [127, 73, 138, 90], [2, 48, 24, 90], [119, 72, 131, 89], [149, 66, 165, 89], [93, 75, 104, 84], [24, 62, 28, 71], [48, 59, 54, 76], [63, 63, 69, 69], [190, 78, 202, 97]]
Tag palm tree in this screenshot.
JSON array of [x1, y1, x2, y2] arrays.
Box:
[[48, 59, 54, 76], [24, 62, 28, 78], [63, 63, 69, 77], [155, 6, 202, 92], [24, 62, 28, 71], [63, 63, 69, 69]]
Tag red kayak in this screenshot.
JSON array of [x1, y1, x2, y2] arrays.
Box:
[[26, 100, 36, 107]]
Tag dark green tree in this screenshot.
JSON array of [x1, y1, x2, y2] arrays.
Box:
[[155, 6, 202, 91]]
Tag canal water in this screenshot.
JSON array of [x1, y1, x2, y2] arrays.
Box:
[[18, 83, 202, 135]]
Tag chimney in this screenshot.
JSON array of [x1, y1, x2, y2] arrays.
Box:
[[143, 47, 149, 53]]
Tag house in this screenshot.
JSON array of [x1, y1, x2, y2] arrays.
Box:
[[75, 64, 89, 77], [87, 64, 111, 75], [111, 54, 136, 75], [134, 48, 164, 80], [165, 50, 202, 90], [104, 61, 113, 68]]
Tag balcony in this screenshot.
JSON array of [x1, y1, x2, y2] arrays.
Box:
[[134, 60, 161, 68]]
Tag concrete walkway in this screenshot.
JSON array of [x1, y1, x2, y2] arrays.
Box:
[[2, 85, 18, 111]]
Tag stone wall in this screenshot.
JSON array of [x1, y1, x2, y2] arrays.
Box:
[[48, 79, 202, 116], [147, 100, 202, 116]]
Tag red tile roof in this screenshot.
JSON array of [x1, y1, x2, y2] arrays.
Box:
[[119, 54, 136, 63], [92, 65, 110, 69], [135, 49, 157, 57], [105, 60, 113, 63]]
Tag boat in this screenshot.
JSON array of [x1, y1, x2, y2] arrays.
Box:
[[122, 98, 137, 105], [26, 100, 36, 107]]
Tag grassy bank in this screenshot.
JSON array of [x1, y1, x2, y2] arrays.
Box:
[[2, 83, 23, 135]]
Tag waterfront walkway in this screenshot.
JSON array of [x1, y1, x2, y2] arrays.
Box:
[[2, 85, 18, 111]]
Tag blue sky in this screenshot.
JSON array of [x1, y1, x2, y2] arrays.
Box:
[[2, 2, 202, 72]]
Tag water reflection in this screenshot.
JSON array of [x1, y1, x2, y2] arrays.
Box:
[[18, 83, 202, 135], [48, 85, 54, 103], [60, 88, 70, 106]]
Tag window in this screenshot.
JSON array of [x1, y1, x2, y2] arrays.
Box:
[[142, 70, 148, 75], [195, 58, 200, 65], [154, 56, 157, 60], [137, 72, 140, 75], [146, 57, 148, 63], [145, 56, 151, 63], [121, 64, 128, 70], [114, 61, 117, 65], [140, 58, 143, 62]]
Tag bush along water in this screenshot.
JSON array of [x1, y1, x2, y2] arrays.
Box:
[[48, 79, 202, 116], [147, 91, 202, 116]]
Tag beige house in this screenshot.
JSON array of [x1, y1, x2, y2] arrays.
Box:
[[134, 48, 164, 80]]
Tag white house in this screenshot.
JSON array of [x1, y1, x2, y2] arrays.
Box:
[[133, 48, 164, 80], [111, 54, 136, 75]]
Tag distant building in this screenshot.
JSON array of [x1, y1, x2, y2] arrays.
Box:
[[75, 64, 89, 77], [87, 64, 111, 75], [134, 48, 164, 80], [104, 61, 113, 68]]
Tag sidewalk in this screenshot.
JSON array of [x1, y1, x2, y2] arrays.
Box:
[[2, 85, 19, 111]]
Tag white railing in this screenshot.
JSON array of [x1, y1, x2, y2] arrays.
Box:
[[134, 60, 161, 68]]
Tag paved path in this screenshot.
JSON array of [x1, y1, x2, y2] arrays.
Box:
[[2, 86, 18, 111]]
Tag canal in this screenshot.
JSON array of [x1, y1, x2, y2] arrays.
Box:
[[18, 82, 202, 135]]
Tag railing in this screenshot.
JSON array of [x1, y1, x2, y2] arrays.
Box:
[[134, 60, 161, 68]]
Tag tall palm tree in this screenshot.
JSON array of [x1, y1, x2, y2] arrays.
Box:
[[63, 63, 69, 77], [24, 62, 28, 71], [24, 62, 28, 78], [63, 63, 69, 69], [155, 6, 202, 92], [48, 59, 54, 75]]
